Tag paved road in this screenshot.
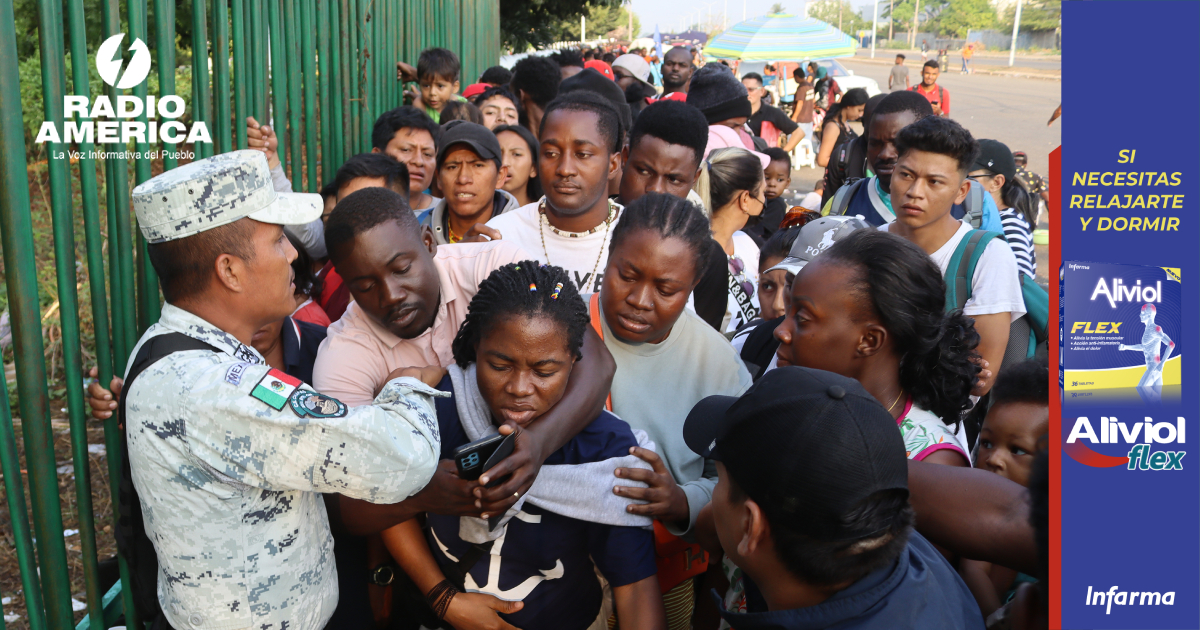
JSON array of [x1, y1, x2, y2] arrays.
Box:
[[783, 60, 1059, 281], [853, 48, 1062, 71]]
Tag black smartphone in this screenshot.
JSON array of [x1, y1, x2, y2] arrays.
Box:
[[453, 432, 516, 486]]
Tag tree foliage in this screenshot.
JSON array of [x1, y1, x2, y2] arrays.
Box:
[[999, 0, 1061, 32], [501, 0, 627, 50], [807, 0, 866, 33], [768, 2, 787, 14], [557, 3, 641, 41], [935, 0, 996, 37]]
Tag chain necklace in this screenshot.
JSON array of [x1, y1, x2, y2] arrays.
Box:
[[538, 198, 619, 282], [887, 388, 905, 413]]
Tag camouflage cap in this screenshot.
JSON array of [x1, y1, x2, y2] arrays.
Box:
[[766, 215, 872, 276], [132, 150, 322, 243]]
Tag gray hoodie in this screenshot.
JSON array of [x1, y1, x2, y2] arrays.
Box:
[[421, 189, 520, 245]]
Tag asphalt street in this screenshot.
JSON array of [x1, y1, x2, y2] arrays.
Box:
[[853, 48, 1062, 72]]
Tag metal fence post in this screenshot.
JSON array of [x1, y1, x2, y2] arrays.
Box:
[[233, 0, 249, 149], [300, 0, 319, 192], [268, 0, 290, 176], [284, 0, 303, 189], [214, 0, 233, 153]]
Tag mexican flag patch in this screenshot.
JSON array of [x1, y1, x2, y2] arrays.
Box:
[[251, 369, 302, 410]]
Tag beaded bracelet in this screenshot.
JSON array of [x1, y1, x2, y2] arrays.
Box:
[[425, 579, 458, 620]]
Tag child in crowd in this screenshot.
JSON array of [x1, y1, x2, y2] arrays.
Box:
[[493, 124, 543, 207], [380, 262, 665, 630], [742, 147, 791, 245], [413, 47, 466, 123], [695, 147, 767, 334], [774, 230, 981, 467], [753, 226, 801, 321], [960, 358, 1049, 619], [591, 193, 753, 629]]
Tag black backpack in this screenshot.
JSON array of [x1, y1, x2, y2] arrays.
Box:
[[116, 333, 218, 630]]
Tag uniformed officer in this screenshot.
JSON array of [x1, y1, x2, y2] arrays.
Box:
[[125, 150, 443, 629]]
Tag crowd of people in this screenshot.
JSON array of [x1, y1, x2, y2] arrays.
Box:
[[90, 42, 1051, 630]]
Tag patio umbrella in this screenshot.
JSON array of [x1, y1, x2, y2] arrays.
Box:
[[704, 13, 857, 62]]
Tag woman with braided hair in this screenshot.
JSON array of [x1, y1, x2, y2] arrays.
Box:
[[381, 262, 666, 630]]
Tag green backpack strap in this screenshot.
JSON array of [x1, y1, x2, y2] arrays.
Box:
[[944, 230, 1003, 312]]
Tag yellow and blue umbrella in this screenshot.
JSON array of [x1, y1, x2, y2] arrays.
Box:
[[704, 13, 857, 61]]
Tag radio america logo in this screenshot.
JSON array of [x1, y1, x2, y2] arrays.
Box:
[[1065, 416, 1185, 470], [35, 33, 210, 155]]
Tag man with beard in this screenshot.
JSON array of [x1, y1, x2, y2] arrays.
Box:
[[660, 46, 695, 97]]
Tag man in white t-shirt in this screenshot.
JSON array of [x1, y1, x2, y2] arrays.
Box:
[[473, 91, 624, 294], [881, 116, 1025, 395]]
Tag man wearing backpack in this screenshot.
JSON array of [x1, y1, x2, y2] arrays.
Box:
[[880, 117, 1025, 396], [911, 60, 949, 117], [825, 92, 1004, 234]]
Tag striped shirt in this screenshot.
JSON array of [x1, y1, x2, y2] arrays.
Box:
[[999, 207, 1036, 278]]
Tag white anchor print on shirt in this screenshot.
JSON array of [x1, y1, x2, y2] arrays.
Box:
[[432, 510, 565, 601]]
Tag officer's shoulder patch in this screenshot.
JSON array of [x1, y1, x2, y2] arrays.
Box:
[[250, 369, 302, 410], [289, 389, 348, 418], [225, 362, 251, 386]]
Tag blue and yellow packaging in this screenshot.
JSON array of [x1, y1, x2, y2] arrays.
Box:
[[1060, 261, 1181, 392]]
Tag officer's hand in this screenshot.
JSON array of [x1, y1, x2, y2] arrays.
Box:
[[460, 223, 502, 243], [411, 460, 485, 517], [86, 367, 123, 420], [613, 447, 689, 525], [387, 366, 447, 389], [473, 424, 546, 517], [246, 117, 280, 170], [442, 591, 523, 630]]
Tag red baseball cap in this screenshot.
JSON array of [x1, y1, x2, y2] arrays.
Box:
[[462, 82, 489, 99], [584, 60, 615, 81]]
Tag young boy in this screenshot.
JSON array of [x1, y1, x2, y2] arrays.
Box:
[[960, 358, 1049, 618], [744, 147, 791, 244], [882, 116, 1024, 396], [414, 47, 464, 123]]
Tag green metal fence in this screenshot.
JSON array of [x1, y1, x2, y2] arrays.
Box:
[[0, 0, 499, 625]]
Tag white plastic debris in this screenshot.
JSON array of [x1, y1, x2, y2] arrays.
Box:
[[71, 598, 87, 611], [88, 444, 106, 455], [57, 464, 74, 475], [4, 613, 19, 624], [63, 529, 79, 537], [1, 596, 10, 605]]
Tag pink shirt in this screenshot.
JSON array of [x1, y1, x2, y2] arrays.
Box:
[[313, 240, 528, 406]]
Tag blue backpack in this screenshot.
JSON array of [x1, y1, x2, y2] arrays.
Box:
[[945, 230, 1049, 365]]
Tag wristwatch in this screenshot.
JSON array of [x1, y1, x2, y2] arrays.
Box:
[[369, 564, 396, 586]]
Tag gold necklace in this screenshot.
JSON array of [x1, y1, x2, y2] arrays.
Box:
[[887, 388, 905, 413], [538, 199, 619, 282]]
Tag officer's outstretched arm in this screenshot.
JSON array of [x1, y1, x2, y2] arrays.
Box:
[[190, 363, 443, 504]]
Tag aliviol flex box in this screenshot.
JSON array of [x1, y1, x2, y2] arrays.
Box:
[[1060, 261, 1181, 392]]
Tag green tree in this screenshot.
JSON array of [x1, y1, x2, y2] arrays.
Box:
[[558, 3, 641, 40], [502, 0, 626, 50], [999, 0, 1061, 32], [807, 0, 865, 33], [768, 2, 787, 14], [936, 0, 995, 37]]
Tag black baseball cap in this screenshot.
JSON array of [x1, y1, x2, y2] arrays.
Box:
[[684, 366, 909, 541], [436, 120, 502, 171], [972, 139, 1017, 183]]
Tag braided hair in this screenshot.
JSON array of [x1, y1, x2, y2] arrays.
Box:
[[451, 262, 589, 368], [609, 192, 713, 284], [821, 230, 982, 425]]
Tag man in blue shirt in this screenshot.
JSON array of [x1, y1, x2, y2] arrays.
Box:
[[684, 367, 985, 630]]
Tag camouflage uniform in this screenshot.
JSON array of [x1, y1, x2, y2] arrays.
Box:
[[126, 151, 444, 629]]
